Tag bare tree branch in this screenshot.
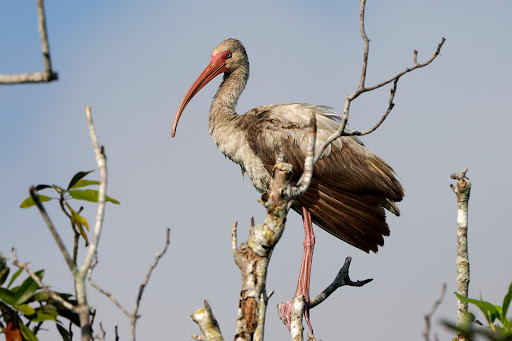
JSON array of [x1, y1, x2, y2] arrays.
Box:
[[309, 257, 373, 309], [358, 0, 370, 91], [289, 113, 317, 203], [94, 322, 106, 341], [28, 186, 77, 274], [64, 105, 109, 341], [423, 283, 447, 341], [191, 300, 224, 341], [88, 228, 171, 341], [131, 228, 171, 339], [350, 79, 398, 137], [289, 295, 306, 341], [450, 169, 471, 341], [11, 248, 76, 312], [0, 0, 58, 85], [87, 254, 131, 318], [312, 0, 445, 168], [80, 106, 108, 277]]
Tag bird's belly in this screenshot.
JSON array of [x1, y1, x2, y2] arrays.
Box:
[[213, 130, 271, 193]]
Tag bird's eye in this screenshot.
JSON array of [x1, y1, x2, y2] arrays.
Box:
[[225, 52, 232, 58]]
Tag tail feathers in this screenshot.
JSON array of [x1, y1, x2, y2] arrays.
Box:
[[383, 199, 401, 216], [295, 180, 395, 253]]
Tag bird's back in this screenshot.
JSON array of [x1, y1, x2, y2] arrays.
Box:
[[234, 103, 404, 253]]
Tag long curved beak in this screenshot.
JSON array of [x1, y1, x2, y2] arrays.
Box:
[[172, 53, 227, 137]]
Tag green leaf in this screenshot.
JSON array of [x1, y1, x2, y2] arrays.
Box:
[[35, 184, 52, 191], [67, 170, 94, 190], [14, 270, 44, 305], [106, 195, 120, 204], [0, 287, 16, 305], [55, 304, 80, 326], [30, 309, 58, 322], [64, 202, 89, 245], [19, 322, 38, 341], [455, 293, 499, 325], [14, 303, 36, 316], [496, 305, 504, 322], [68, 189, 119, 204], [0, 266, 10, 285], [8, 267, 23, 288], [32, 291, 51, 302], [503, 282, 512, 320], [56, 323, 71, 341], [20, 195, 52, 208], [70, 179, 100, 189]]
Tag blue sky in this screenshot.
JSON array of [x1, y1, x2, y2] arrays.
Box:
[[1, 1, 512, 340]]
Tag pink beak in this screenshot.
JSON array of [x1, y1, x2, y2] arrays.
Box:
[[172, 53, 227, 137]]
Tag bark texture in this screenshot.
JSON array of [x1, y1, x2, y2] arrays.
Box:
[[450, 169, 471, 341]]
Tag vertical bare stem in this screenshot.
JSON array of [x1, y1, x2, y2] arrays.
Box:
[[358, 0, 370, 91], [36, 0, 52, 74], [450, 169, 471, 341], [75, 106, 108, 341]]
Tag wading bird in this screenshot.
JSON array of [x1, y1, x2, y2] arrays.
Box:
[[172, 38, 404, 332]]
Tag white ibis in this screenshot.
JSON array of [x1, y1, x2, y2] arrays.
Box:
[[172, 38, 404, 332]]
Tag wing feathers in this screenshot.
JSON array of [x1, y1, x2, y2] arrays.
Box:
[[241, 103, 404, 253]]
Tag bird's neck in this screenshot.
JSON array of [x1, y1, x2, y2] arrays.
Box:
[[208, 66, 249, 163], [208, 66, 249, 130]]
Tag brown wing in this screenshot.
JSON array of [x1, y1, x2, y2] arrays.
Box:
[[240, 103, 404, 253]]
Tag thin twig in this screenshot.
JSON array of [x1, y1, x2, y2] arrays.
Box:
[[131, 228, 171, 339], [94, 322, 106, 341], [423, 283, 447, 341], [88, 228, 171, 341], [311, 0, 445, 167], [11, 248, 76, 312], [358, 0, 370, 91], [364, 37, 446, 93], [351, 79, 398, 137], [309, 257, 373, 309], [29, 186, 76, 274], [231, 221, 238, 257], [87, 254, 131, 317]]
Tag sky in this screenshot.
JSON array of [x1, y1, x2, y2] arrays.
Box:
[[1, 1, 511, 340]]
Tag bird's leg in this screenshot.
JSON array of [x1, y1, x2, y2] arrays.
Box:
[[278, 208, 316, 334], [296, 207, 315, 333]]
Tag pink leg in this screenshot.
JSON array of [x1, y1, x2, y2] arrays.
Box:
[[297, 207, 315, 333], [279, 207, 316, 334]]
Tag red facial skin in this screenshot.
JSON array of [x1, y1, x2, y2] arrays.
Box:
[[172, 51, 232, 137]]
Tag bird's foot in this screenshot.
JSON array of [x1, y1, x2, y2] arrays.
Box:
[[278, 296, 313, 335]]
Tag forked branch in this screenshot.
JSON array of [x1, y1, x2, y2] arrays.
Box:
[[309, 257, 373, 309], [0, 0, 58, 84], [88, 228, 171, 341], [311, 0, 445, 167]]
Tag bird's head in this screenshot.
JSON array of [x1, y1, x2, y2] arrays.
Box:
[[172, 38, 248, 137]]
